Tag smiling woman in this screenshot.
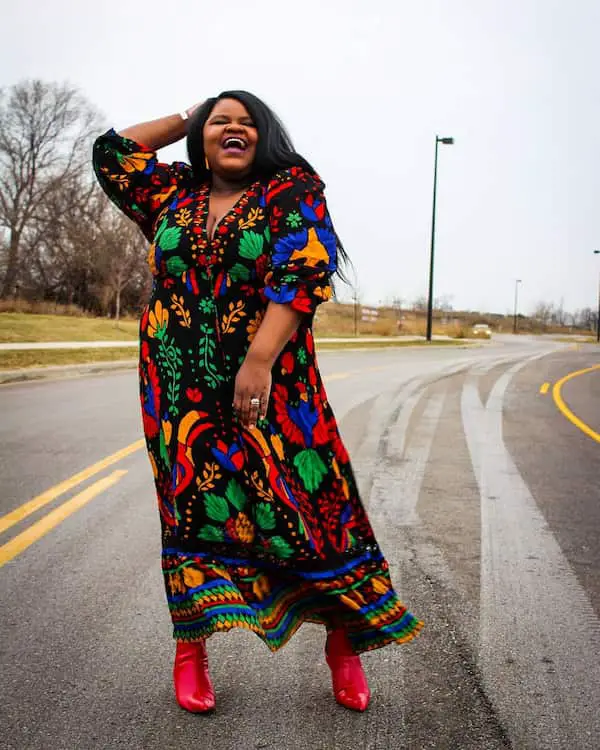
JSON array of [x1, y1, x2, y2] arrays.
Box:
[[92, 90, 422, 716]]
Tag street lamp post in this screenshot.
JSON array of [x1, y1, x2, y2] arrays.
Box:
[[594, 250, 600, 343], [426, 135, 454, 342], [513, 279, 522, 334]]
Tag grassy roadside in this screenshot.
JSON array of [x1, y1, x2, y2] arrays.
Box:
[[552, 336, 598, 344], [0, 313, 138, 343], [0, 338, 468, 371], [0, 348, 138, 370], [316, 339, 469, 351]]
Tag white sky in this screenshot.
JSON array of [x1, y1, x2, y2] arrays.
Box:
[[3, 0, 599, 314]]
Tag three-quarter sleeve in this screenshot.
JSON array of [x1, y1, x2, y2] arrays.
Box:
[[263, 169, 337, 315], [92, 128, 191, 241]]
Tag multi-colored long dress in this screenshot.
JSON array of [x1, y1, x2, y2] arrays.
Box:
[[93, 129, 423, 653]]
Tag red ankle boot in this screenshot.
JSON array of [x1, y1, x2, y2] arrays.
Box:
[[325, 629, 371, 711], [173, 640, 215, 713]]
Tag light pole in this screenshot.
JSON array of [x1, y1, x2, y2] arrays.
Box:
[[594, 250, 600, 343], [426, 135, 454, 342], [513, 279, 522, 334]]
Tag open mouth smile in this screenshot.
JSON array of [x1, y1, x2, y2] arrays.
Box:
[[221, 136, 248, 152]]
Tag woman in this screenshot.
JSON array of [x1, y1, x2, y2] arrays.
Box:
[[93, 91, 422, 714]]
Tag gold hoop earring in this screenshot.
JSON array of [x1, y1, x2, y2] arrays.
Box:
[[204, 156, 210, 171]]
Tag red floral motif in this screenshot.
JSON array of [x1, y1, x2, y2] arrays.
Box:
[[226, 517, 240, 542], [280, 351, 294, 374], [289, 287, 313, 314], [302, 193, 326, 221], [273, 384, 304, 445], [186, 387, 203, 403]]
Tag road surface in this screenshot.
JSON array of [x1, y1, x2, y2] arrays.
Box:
[[1, 335, 599, 749]]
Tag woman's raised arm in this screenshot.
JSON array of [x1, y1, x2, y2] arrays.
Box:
[[119, 105, 199, 150]]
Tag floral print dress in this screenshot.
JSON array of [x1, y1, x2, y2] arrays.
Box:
[[93, 130, 422, 652]]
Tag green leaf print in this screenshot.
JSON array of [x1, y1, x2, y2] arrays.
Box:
[[154, 216, 168, 241], [159, 429, 170, 469], [157, 334, 183, 416], [270, 536, 294, 559], [293, 449, 327, 493], [229, 263, 251, 282], [158, 225, 182, 251], [198, 298, 214, 315], [166, 255, 188, 275], [204, 493, 230, 523], [255, 502, 276, 531], [225, 479, 247, 512], [197, 525, 225, 542], [264, 226, 271, 244], [239, 230, 264, 260], [198, 325, 224, 390], [286, 210, 303, 229]]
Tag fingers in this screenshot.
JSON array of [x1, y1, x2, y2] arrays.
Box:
[[233, 391, 270, 429], [248, 397, 260, 429], [259, 392, 269, 421]]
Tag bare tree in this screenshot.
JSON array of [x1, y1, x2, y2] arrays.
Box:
[[0, 80, 101, 298], [96, 203, 147, 322], [532, 300, 555, 328]]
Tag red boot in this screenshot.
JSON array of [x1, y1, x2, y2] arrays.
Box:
[[173, 640, 216, 713], [325, 629, 371, 711]]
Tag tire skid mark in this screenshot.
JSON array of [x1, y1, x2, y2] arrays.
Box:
[[462, 354, 600, 749]]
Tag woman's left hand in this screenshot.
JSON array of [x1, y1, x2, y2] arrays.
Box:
[[233, 354, 272, 429]]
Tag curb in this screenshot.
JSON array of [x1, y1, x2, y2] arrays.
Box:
[[0, 339, 476, 385], [0, 359, 137, 385]]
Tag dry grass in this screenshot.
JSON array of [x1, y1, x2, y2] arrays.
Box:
[[0, 347, 138, 370], [0, 338, 467, 371], [0, 313, 139, 343], [314, 303, 485, 339], [317, 339, 466, 351], [552, 336, 598, 344], [0, 300, 94, 316]]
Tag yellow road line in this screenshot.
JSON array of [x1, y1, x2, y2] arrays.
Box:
[[540, 382, 550, 395], [0, 439, 144, 535], [552, 364, 600, 444], [0, 364, 364, 544], [0, 469, 128, 568]]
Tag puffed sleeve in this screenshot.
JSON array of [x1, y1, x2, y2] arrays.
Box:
[[263, 168, 337, 315], [92, 128, 192, 241]]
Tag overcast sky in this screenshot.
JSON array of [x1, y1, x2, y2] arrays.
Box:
[[3, 0, 599, 314]]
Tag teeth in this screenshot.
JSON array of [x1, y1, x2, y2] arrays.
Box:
[[224, 137, 245, 149]]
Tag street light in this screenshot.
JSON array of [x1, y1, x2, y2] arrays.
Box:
[[513, 279, 522, 334], [426, 135, 454, 342], [594, 250, 600, 343]]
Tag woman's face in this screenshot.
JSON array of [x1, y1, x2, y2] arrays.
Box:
[[203, 98, 258, 179]]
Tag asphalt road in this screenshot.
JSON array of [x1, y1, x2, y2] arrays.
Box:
[[1, 336, 599, 750]]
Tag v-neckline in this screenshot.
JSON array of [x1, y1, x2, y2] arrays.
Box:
[[201, 181, 261, 243]]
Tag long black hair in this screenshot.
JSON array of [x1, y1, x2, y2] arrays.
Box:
[[187, 90, 316, 181], [187, 90, 350, 278]]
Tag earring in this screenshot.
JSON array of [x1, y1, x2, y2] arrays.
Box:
[[204, 156, 210, 171]]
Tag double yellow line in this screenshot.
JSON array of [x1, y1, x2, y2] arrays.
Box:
[[0, 439, 144, 568], [0, 362, 387, 569]]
